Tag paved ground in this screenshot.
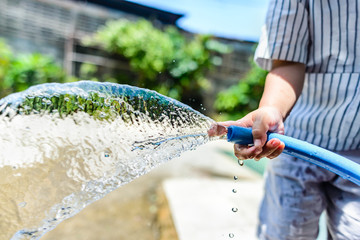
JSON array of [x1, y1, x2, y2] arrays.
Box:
[[163, 178, 263, 240], [42, 140, 264, 240]]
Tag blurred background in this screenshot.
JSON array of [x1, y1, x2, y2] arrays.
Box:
[[0, 0, 299, 239], [0, 0, 269, 120]]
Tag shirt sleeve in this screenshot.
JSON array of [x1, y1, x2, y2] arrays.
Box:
[[254, 0, 309, 71]]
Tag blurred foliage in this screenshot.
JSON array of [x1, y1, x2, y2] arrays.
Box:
[[0, 39, 67, 98], [215, 60, 268, 120], [79, 63, 98, 81], [83, 19, 230, 107], [0, 39, 13, 97]]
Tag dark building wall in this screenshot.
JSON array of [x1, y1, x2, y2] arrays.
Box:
[[0, 0, 130, 62]]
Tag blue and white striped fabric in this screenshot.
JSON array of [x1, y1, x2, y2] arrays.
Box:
[[255, 0, 360, 151]]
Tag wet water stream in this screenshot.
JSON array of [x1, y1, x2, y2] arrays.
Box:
[[0, 81, 217, 239]]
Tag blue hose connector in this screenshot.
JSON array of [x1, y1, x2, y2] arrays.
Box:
[[227, 125, 360, 186]]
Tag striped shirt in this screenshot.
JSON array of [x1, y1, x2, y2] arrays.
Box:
[[254, 0, 360, 151]]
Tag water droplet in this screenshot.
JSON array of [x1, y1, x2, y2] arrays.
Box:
[[232, 207, 238, 212], [172, 59, 176, 63], [238, 159, 244, 166], [229, 233, 234, 238], [232, 189, 237, 193], [233, 176, 238, 180], [99, 112, 107, 118], [43, 99, 52, 105]]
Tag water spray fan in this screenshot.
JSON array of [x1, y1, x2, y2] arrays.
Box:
[[227, 126, 360, 186]]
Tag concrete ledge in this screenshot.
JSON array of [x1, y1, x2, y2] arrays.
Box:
[[163, 178, 264, 240]]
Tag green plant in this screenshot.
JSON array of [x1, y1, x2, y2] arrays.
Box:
[[83, 19, 230, 107], [79, 62, 98, 81], [215, 60, 268, 120], [0, 39, 13, 97], [0, 39, 67, 98]]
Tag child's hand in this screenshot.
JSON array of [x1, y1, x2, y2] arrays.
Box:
[[208, 106, 285, 161], [208, 60, 304, 162]]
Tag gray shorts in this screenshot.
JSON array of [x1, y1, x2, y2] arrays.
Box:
[[257, 150, 360, 240]]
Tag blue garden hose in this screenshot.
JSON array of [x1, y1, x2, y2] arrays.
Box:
[[227, 125, 360, 186]]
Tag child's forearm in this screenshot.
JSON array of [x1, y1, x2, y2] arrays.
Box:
[[259, 60, 306, 120]]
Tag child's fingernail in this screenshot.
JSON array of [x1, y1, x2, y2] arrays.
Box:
[[271, 140, 280, 147], [254, 139, 262, 147]]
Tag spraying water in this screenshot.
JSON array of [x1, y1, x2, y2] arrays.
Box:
[[0, 81, 216, 239]]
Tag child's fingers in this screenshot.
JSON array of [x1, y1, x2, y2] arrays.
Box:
[[253, 138, 281, 160], [234, 144, 258, 160], [266, 142, 285, 159], [252, 115, 271, 151]]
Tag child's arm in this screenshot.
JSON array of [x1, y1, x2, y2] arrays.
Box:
[[208, 60, 305, 160], [260, 60, 305, 120]]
